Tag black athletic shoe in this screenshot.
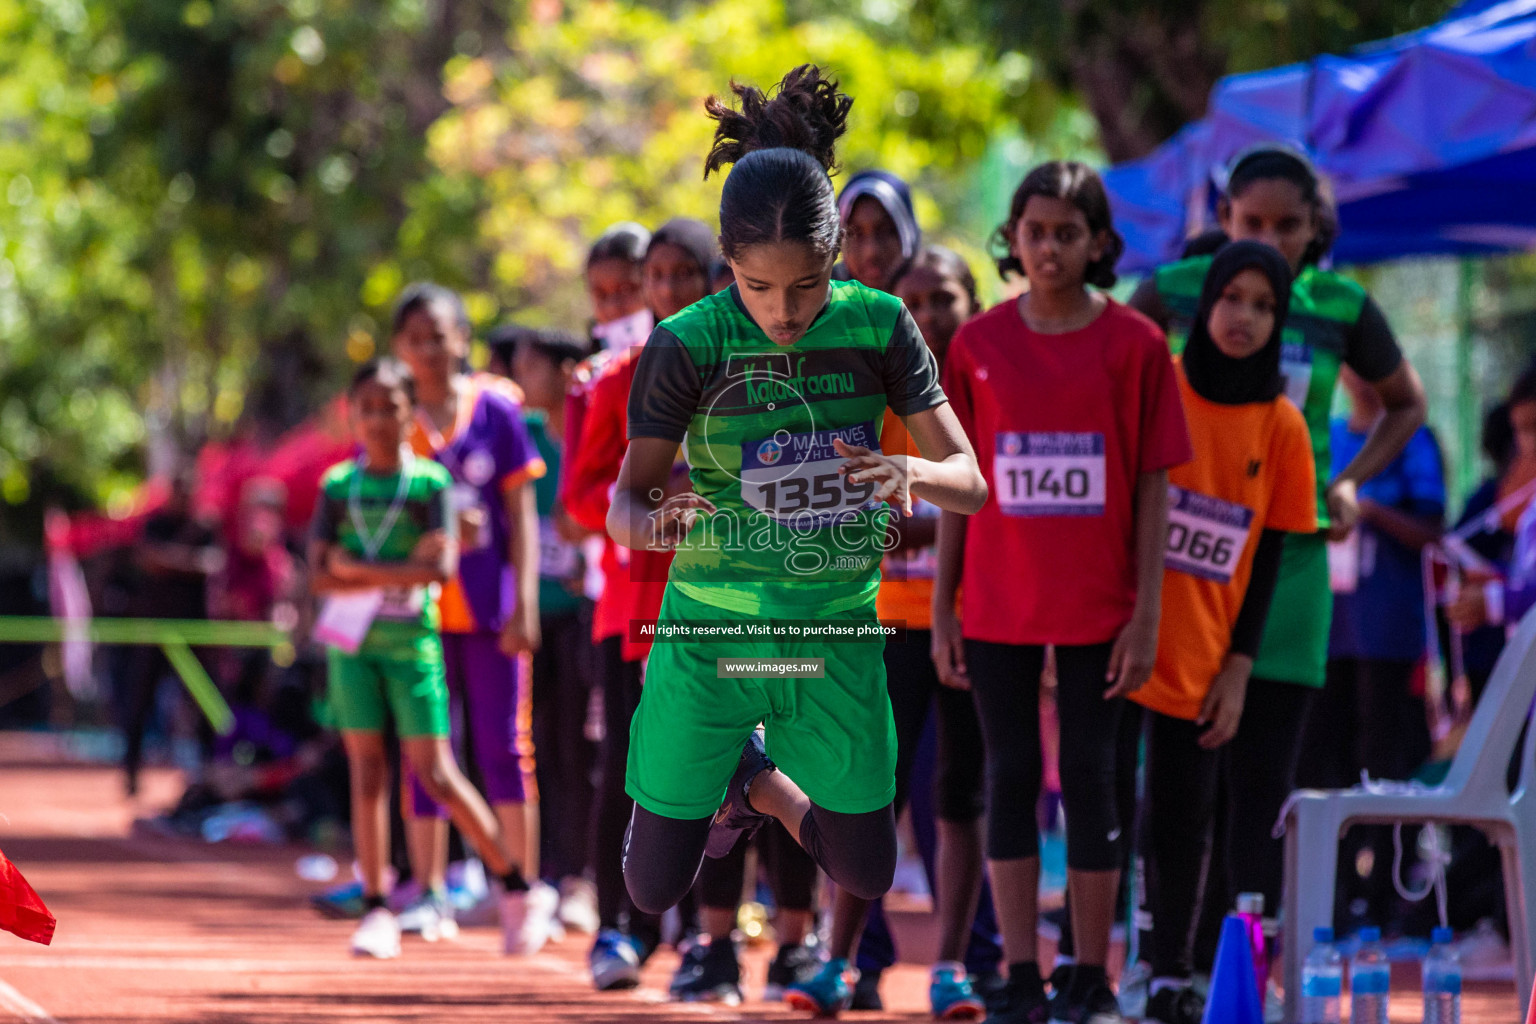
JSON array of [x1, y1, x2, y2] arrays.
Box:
[[973, 969, 1008, 1012], [1143, 985, 1205, 1024], [704, 730, 775, 859], [1046, 965, 1072, 1021], [1050, 969, 1122, 1024], [669, 938, 742, 1004], [764, 942, 820, 1000], [850, 968, 883, 1011], [983, 971, 1050, 1024]]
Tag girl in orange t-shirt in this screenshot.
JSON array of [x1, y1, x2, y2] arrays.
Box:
[[1131, 242, 1316, 1024]]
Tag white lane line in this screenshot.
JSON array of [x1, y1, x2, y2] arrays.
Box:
[[0, 978, 60, 1024]]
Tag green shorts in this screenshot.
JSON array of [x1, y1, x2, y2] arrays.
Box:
[[1251, 531, 1333, 688], [326, 624, 450, 738], [627, 585, 897, 819]]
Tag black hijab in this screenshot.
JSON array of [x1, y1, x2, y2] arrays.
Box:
[[1182, 241, 1292, 406]]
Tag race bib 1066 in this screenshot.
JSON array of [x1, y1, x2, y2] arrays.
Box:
[[1164, 485, 1254, 584], [741, 421, 883, 528], [994, 432, 1106, 517]]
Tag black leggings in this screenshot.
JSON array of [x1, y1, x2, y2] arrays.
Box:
[[532, 606, 597, 883], [625, 802, 896, 916], [589, 636, 661, 947], [1136, 708, 1221, 980], [969, 640, 1125, 870], [696, 820, 817, 913], [1192, 676, 1316, 970], [888, 631, 987, 822]]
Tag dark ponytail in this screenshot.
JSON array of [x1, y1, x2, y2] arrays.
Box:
[[704, 65, 852, 262], [991, 161, 1124, 288], [1220, 146, 1338, 267]]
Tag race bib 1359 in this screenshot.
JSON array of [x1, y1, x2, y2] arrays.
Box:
[[741, 422, 884, 528]]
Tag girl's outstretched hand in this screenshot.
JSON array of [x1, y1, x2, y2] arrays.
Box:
[[834, 438, 911, 516], [650, 492, 716, 549]]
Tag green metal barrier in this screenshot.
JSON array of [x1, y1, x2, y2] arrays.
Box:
[[0, 617, 292, 736]]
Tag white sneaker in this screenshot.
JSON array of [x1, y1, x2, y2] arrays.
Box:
[[502, 882, 559, 956], [558, 876, 600, 935], [350, 907, 402, 959], [396, 891, 459, 942], [1116, 960, 1152, 1019]]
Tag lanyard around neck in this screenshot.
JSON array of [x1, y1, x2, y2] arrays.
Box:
[[349, 450, 414, 562]]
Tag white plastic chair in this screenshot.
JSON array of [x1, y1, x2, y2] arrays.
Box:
[[1281, 608, 1536, 1022]]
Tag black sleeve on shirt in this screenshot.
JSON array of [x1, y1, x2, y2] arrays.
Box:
[[628, 325, 703, 442], [309, 492, 341, 547], [424, 483, 447, 533], [1343, 295, 1404, 384], [1231, 528, 1286, 659], [1128, 277, 1171, 330], [883, 305, 946, 416]]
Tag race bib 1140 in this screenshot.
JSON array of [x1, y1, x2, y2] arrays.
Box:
[[1164, 485, 1254, 584], [994, 432, 1106, 517], [741, 422, 883, 528]]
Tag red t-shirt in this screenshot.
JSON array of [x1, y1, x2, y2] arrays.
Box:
[[944, 297, 1192, 645], [563, 345, 672, 660]]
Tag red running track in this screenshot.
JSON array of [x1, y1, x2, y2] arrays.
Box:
[[0, 734, 1519, 1023]]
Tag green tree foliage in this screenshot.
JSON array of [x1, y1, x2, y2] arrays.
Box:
[[1, 0, 1081, 547], [421, 0, 1070, 327], [896, 0, 1458, 160], [0, 0, 504, 537]]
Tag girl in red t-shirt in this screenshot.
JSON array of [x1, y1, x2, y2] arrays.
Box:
[[933, 162, 1191, 1023]]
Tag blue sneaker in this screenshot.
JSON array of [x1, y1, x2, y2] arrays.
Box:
[[704, 729, 776, 859], [784, 957, 855, 1017], [589, 928, 642, 991], [930, 962, 986, 1020], [309, 879, 366, 919]]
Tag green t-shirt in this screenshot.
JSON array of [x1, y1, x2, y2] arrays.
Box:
[[525, 411, 583, 617], [1141, 258, 1404, 526], [627, 280, 946, 618], [310, 455, 453, 637]]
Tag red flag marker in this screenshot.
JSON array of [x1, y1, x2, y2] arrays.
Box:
[[0, 849, 54, 945]]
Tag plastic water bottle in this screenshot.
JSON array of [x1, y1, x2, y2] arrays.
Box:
[[1350, 926, 1391, 1024], [1300, 926, 1343, 1024], [1422, 926, 1462, 1024], [1235, 892, 1269, 1004]]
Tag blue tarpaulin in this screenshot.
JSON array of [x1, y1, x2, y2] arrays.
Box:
[[1103, 0, 1536, 271]]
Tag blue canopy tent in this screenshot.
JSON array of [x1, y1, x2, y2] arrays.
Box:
[[1103, 0, 1536, 273]]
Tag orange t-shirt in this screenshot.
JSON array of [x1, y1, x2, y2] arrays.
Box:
[[1133, 366, 1316, 721], [876, 408, 945, 629]]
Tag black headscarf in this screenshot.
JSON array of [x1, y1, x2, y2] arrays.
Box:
[[1182, 241, 1292, 406], [647, 217, 718, 277]]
